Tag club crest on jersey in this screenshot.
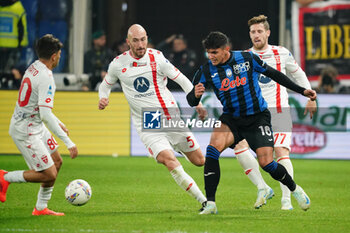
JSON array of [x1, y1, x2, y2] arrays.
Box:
[[233, 61, 250, 74], [259, 74, 272, 84], [133, 77, 150, 93], [41, 155, 48, 164], [143, 110, 161, 129], [225, 68, 233, 77]]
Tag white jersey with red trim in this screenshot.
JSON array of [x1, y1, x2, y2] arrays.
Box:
[[251, 45, 311, 111], [104, 48, 184, 128], [10, 60, 56, 139]]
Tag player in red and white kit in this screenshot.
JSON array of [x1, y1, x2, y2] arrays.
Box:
[[234, 15, 317, 210], [99, 24, 207, 210], [0, 35, 78, 216]]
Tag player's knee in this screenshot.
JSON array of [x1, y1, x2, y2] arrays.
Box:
[[192, 156, 205, 167], [43, 167, 58, 182]]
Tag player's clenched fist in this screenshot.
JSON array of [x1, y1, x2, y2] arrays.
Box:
[[303, 89, 317, 101], [195, 83, 205, 98], [99, 98, 109, 110]]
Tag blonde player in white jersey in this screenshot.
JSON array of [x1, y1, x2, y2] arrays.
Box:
[[0, 34, 78, 216], [233, 15, 317, 210], [99, 24, 207, 210]]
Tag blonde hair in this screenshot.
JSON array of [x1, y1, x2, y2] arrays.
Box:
[[248, 15, 270, 31]]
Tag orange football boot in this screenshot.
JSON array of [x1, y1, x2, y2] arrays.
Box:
[[0, 170, 10, 203], [32, 208, 65, 216]]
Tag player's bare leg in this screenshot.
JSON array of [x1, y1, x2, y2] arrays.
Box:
[[156, 150, 206, 206], [234, 140, 273, 209], [183, 148, 205, 167], [275, 147, 294, 210]]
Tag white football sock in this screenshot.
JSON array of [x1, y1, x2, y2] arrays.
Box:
[[235, 148, 268, 190], [35, 186, 54, 210], [170, 165, 206, 204], [277, 156, 294, 200], [4, 170, 26, 183]]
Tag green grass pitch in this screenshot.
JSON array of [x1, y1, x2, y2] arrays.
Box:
[[0, 155, 349, 233]]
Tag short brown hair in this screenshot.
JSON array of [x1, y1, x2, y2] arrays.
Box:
[[35, 34, 63, 60], [248, 15, 270, 31]]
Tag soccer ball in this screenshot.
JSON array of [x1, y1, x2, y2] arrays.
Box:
[[65, 179, 92, 206]]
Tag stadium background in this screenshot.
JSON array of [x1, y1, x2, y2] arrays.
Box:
[[0, 0, 349, 158]]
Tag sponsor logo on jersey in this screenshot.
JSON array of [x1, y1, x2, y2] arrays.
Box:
[[258, 74, 272, 84], [233, 61, 250, 74], [143, 110, 161, 129], [291, 124, 326, 154], [131, 61, 147, 67], [225, 68, 232, 77], [219, 76, 246, 91], [133, 77, 150, 93]]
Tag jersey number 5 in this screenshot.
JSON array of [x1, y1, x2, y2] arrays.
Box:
[[186, 136, 195, 148]]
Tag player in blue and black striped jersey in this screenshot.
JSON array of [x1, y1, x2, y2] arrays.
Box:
[[187, 31, 316, 214]]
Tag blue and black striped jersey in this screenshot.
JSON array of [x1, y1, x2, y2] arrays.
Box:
[[192, 51, 269, 117]]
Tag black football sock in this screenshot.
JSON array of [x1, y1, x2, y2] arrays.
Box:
[[204, 145, 221, 202], [263, 161, 296, 192]]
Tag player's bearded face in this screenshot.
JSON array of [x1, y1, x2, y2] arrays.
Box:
[[128, 35, 148, 58], [52, 50, 61, 69], [249, 23, 270, 50]]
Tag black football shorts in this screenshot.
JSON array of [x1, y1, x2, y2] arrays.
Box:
[[218, 109, 274, 151]]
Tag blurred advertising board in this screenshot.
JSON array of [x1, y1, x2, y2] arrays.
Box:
[[131, 92, 350, 159], [0, 91, 130, 156]]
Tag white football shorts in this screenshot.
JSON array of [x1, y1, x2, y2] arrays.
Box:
[[271, 109, 292, 151], [11, 125, 58, 171], [138, 130, 200, 159]]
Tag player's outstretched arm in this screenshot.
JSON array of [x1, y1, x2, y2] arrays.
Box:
[[263, 66, 307, 95]]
